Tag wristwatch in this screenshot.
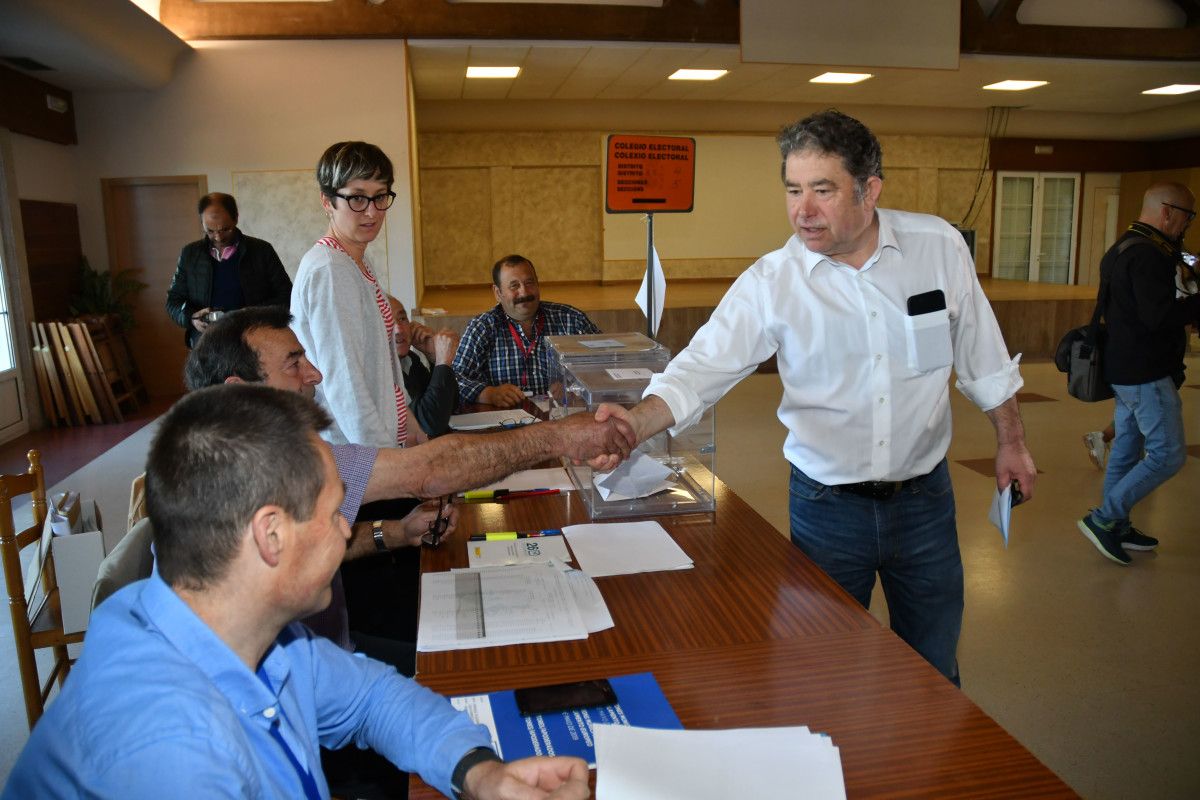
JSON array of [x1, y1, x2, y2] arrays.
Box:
[[371, 519, 388, 552], [450, 746, 501, 800]]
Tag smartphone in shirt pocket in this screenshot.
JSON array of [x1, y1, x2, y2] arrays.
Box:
[[904, 289, 953, 372]]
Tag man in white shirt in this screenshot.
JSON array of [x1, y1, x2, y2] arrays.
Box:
[[594, 110, 1037, 685]]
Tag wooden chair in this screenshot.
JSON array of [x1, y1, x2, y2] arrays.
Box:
[[0, 450, 85, 729]]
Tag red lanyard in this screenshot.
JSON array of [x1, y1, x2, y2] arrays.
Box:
[[505, 314, 545, 389]]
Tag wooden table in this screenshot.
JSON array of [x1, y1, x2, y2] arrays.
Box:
[[411, 479, 1076, 798]]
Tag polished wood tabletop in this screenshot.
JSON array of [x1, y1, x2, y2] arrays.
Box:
[[411, 478, 1076, 798]]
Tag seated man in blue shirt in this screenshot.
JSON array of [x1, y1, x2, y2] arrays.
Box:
[[453, 255, 600, 409], [3, 385, 589, 800]]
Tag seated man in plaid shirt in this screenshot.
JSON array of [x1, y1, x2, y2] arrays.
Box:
[[452, 254, 600, 408]]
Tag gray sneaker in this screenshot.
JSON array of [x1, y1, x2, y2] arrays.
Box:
[[1082, 431, 1107, 471], [1078, 515, 1131, 565], [1120, 526, 1159, 551]]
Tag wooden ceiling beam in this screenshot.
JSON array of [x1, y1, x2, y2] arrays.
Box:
[[159, 0, 739, 44], [961, 0, 1200, 61]]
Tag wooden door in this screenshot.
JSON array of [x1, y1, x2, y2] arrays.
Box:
[[101, 176, 206, 398]]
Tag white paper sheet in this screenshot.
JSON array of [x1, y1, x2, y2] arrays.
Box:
[[593, 451, 675, 500], [988, 483, 1013, 547], [467, 536, 572, 568], [469, 467, 574, 493], [563, 568, 614, 633], [594, 725, 846, 800], [449, 409, 539, 431], [416, 565, 588, 651], [634, 245, 666, 337], [563, 520, 693, 578]]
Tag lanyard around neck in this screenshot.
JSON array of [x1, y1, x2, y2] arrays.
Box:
[[506, 313, 544, 389], [256, 667, 323, 800]]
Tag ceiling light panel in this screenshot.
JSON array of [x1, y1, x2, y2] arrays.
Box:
[[466, 66, 520, 78], [810, 72, 873, 84], [1142, 84, 1200, 95], [668, 69, 728, 81], [983, 79, 1048, 91]]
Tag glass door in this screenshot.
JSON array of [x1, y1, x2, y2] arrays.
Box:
[[992, 172, 1080, 284]]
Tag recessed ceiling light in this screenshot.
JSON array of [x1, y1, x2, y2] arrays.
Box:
[[983, 80, 1048, 91], [466, 66, 520, 79], [810, 72, 873, 85], [668, 69, 728, 81], [1143, 84, 1200, 95]]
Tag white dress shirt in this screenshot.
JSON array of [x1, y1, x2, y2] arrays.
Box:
[[645, 208, 1022, 485]]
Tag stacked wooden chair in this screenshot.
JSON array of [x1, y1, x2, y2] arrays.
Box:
[[30, 315, 145, 427]]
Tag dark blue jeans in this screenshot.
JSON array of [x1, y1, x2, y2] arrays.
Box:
[[1095, 377, 1187, 528], [789, 459, 962, 685]]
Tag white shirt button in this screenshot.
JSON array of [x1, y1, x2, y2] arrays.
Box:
[[264, 707, 276, 719], [879, 397, 886, 404], [879, 440, 886, 446]]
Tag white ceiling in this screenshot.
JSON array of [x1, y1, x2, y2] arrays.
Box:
[[409, 40, 1200, 118]]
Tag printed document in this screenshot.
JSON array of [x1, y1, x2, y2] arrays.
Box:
[[416, 565, 588, 651]]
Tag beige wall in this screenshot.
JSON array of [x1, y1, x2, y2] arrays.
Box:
[[66, 40, 418, 304], [419, 129, 994, 286]]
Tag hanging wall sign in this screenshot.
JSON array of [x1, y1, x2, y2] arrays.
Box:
[[605, 134, 696, 213]]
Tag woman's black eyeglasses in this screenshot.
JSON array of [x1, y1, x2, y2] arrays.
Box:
[[334, 191, 397, 212]]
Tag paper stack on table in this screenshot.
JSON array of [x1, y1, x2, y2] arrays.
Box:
[[469, 467, 573, 493], [417, 564, 587, 651], [449, 409, 539, 431], [563, 520, 693, 577], [593, 724, 846, 800]]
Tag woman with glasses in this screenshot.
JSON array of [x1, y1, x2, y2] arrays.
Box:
[[291, 141, 420, 450]]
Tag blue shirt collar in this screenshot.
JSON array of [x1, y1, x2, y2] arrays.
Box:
[[137, 574, 292, 726]]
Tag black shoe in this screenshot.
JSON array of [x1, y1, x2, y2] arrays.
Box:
[[1077, 516, 1131, 565], [1120, 526, 1159, 551]]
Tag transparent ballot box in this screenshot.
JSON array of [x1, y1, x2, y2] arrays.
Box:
[[544, 333, 670, 411], [556, 354, 716, 520]]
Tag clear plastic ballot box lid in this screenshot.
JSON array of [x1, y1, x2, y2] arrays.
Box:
[[545, 332, 670, 365]]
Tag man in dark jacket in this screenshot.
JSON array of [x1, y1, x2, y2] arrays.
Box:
[[165, 192, 292, 348], [1078, 182, 1200, 565]]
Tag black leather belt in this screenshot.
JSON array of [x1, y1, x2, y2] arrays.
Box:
[[834, 476, 920, 500]]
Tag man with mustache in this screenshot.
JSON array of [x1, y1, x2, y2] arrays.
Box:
[[453, 255, 600, 409]]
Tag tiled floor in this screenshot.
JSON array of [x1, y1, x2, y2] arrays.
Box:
[[2, 360, 1198, 798], [716, 357, 1200, 800]]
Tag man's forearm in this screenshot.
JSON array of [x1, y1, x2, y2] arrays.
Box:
[[985, 396, 1025, 445], [363, 414, 634, 501]]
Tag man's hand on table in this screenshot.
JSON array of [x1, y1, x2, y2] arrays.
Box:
[[479, 384, 527, 409], [464, 756, 590, 800]]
